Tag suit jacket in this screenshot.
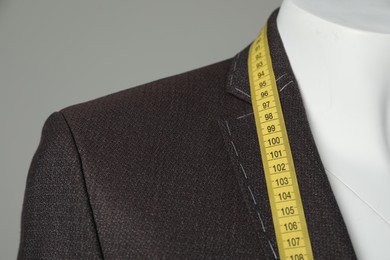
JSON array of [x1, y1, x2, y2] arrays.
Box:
[[18, 8, 357, 259]]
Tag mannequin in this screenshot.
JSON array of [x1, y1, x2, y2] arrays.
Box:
[[277, 0, 390, 258]]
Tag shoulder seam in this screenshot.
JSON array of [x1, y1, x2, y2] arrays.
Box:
[[58, 111, 105, 259]]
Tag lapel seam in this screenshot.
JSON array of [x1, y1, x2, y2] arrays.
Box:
[[217, 116, 278, 260], [226, 44, 252, 104], [229, 52, 251, 99]]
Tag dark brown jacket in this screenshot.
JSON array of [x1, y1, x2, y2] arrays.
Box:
[[18, 8, 356, 259]]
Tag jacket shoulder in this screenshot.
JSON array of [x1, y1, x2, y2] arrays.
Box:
[[18, 111, 103, 259], [60, 57, 232, 121]]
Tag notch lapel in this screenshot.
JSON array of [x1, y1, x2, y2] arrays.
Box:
[[216, 8, 357, 259]]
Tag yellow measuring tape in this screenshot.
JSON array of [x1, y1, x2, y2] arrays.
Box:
[[248, 23, 314, 260]]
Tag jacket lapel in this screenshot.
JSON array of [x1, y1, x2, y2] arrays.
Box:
[[217, 8, 357, 259]]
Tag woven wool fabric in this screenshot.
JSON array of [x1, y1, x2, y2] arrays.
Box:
[[18, 8, 357, 259]]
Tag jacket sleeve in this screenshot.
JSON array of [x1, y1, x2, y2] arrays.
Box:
[[17, 111, 103, 259]]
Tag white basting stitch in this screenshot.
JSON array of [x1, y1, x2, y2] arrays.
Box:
[[276, 73, 287, 82], [239, 163, 248, 179], [236, 112, 254, 120], [225, 120, 231, 136], [230, 140, 239, 156], [229, 74, 233, 87], [257, 211, 266, 232], [268, 240, 278, 259], [234, 88, 251, 98], [229, 52, 246, 96], [247, 185, 257, 205], [223, 121, 275, 259], [229, 55, 238, 87], [280, 80, 293, 92]]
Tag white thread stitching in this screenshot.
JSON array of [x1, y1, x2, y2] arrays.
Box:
[[280, 80, 293, 92], [236, 112, 254, 120], [223, 118, 278, 259], [228, 54, 238, 87], [247, 185, 257, 205], [224, 120, 231, 136], [276, 73, 287, 82], [268, 240, 278, 259], [235, 87, 251, 98], [230, 52, 251, 98], [230, 141, 239, 157], [239, 163, 248, 179], [257, 211, 266, 232]]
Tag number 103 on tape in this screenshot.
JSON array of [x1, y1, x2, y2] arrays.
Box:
[[248, 23, 314, 260]]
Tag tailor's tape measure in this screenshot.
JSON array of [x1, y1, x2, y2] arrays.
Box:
[[248, 23, 314, 260]]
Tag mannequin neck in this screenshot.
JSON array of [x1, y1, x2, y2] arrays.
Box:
[[276, 0, 390, 169]]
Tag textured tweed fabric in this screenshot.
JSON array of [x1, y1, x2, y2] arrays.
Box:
[[18, 8, 356, 259]]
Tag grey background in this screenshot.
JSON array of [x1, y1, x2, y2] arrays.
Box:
[[0, 0, 282, 258]]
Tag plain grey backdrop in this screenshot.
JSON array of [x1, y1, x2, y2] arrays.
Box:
[[0, 0, 282, 258]]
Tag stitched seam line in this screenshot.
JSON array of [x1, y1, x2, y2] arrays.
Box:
[[59, 111, 105, 259], [224, 119, 278, 260], [229, 51, 251, 99]]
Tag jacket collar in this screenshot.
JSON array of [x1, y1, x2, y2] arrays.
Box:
[[218, 7, 357, 259], [226, 9, 296, 105]]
